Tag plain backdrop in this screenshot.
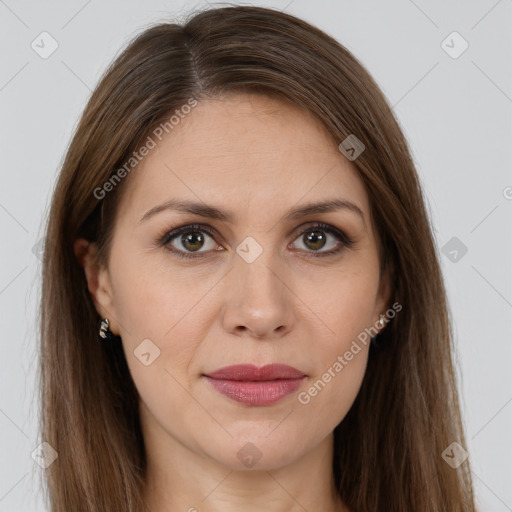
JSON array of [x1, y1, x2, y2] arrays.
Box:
[[1, 0, 511, 510]]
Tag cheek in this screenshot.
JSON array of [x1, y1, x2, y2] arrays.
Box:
[[109, 256, 206, 440], [107, 248, 210, 400], [296, 302, 371, 440], [298, 258, 380, 346], [296, 348, 368, 444], [109, 244, 207, 343], [293, 264, 378, 428]]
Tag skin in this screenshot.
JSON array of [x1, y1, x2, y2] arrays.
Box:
[[75, 92, 390, 512]]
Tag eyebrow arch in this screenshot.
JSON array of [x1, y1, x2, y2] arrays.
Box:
[[138, 198, 365, 225]]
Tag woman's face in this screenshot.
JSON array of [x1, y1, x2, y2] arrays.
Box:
[[86, 92, 390, 471]]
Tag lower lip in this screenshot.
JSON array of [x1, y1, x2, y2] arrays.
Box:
[[203, 376, 306, 406]]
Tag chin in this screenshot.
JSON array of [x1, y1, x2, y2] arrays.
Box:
[[198, 429, 310, 471]]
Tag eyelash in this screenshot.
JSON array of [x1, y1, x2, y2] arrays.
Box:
[[157, 222, 355, 260]]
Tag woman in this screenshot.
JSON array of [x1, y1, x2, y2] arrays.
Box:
[[39, 5, 476, 511]]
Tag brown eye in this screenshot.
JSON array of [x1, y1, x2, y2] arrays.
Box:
[[179, 231, 206, 252], [291, 223, 353, 257], [160, 222, 353, 260], [302, 228, 327, 251], [163, 225, 219, 258]]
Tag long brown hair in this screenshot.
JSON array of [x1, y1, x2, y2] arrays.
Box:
[[38, 5, 476, 511]]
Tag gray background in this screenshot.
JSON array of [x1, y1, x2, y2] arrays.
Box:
[[1, 0, 511, 510]]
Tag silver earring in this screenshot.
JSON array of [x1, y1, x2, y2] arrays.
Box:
[[98, 318, 115, 341]]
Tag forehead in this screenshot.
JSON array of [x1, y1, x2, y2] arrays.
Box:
[[117, 92, 370, 225]]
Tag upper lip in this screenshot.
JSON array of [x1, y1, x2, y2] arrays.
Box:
[[203, 364, 306, 381]]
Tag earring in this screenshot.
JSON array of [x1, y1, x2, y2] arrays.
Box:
[[370, 314, 387, 351], [98, 317, 115, 341]]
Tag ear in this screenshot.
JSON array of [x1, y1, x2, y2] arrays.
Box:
[[74, 238, 120, 335], [373, 267, 393, 327]]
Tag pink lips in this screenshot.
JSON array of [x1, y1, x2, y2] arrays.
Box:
[[203, 364, 307, 406]]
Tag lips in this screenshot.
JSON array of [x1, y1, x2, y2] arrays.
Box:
[[202, 364, 307, 406], [204, 363, 306, 381]]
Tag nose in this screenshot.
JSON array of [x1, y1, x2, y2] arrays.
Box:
[[221, 253, 296, 340]]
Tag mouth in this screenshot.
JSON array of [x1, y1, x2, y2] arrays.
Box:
[[202, 364, 307, 406]]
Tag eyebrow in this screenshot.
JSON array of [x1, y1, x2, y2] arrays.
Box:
[[138, 198, 365, 225]]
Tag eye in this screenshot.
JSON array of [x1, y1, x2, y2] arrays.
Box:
[[290, 222, 354, 257], [159, 222, 354, 260], [160, 224, 220, 259]]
